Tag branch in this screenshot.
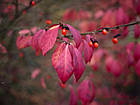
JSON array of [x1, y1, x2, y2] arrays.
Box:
[[14, 0, 42, 20], [80, 21, 140, 35], [0, 0, 43, 41], [14, 0, 19, 17]]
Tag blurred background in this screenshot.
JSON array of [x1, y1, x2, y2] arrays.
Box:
[[0, 0, 140, 105]]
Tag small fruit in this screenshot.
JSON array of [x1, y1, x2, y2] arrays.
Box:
[[102, 29, 108, 35], [31, 1, 35, 6], [112, 38, 118, 44], [89, 41, 93, 47], [94, 42, 99, 48], [62, 28, 67, 36], [45, 20, 52, 25]]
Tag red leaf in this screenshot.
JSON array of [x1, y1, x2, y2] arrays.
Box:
[[19, 29, 30, 35], [105, 56, 122, 77], [135, 59, 140, 76], [105, 56, 114, 72], [69, 85, 78, 105], [125, 42, 135, 51], [66, 24, 81, 48], [101, 9, 116, 26], [39, 25, 59, 56], [52, 43, 66, 67], [83, 39, 93, 63], [135, 0, 140, 15], [31, 27, 38, 34], [79, 21, 97, 33], [111, 60, 122, 77], [16, 34, 32, 49], [89, 49, 105, 71], [78, 40, 84, 54], [31, 68, 40, 79], [40, 77, 46, 88], [77, 79, 95, 105], [52, 43, 73, 83], [0, 44, 7, 54], [116, 8, 129, 25], [63, 8, 77, 21], [70, 45, 85, 82], [126, 49, 134, 66], [134, 24, 140, 39], [77, 9, 91, 20], [32, 29, 45, 53], [134, 43, 140, 61], [121, 27, 129, 38], [94, 10, 104, 19]]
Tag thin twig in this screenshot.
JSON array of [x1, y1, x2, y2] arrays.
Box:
[[81, 21, 140, 35], [63, 21, 140, 38], [0, 0, 43, 41]]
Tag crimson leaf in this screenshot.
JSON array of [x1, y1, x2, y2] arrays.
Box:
[[83, 39, 93, 63], [69, 85, 78, 105], [77, 79, 95, 105], [16, 34, 32, 49], [32, 29, 45, 53], [52, 43, 73, 83], [66, 24, 81, 48], [39, 25, 60, 56], [69, 45, 85, 82]]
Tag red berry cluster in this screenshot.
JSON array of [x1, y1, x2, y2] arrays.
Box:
[[88, 28, 120, 48], [101, 28, 120, 44], [89, 39, 99, 48]]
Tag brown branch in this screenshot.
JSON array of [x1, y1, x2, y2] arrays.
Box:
[[80, 21, 140, 35], [63, 21, 140, 39], [14, 0, 42, 20], [0, 0, 43, 41], [14, 0, 19, 17]]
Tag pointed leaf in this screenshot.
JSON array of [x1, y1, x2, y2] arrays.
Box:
[[121, 27, 129, 38], [31, 68, 40, 79], [16, 34, 32, 49], [111, 60, 122, 77], [135, 59, 140, 76], [32, 29, 45, 52], [70, 45, 85, 82], [69, 85, 78, 105], [77, 79, 95, 105], [66, 24, 81, 48], [116, 8, 129, 25], [134, 24, 140, 39], [134, 43, 140, 61], [39, 25, 59, 56], [52, 43, 73, 83], [105, 56, 114, 72], [19, 29, 30, 35], [135, 0, 140, 15], [52, 43, 66, 66], [40, 77, 46, 88], [78, 40, 84, 54], [101, 10, 116, 26], [83, 39, 93, 63], [63, 8, 77, 21]]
